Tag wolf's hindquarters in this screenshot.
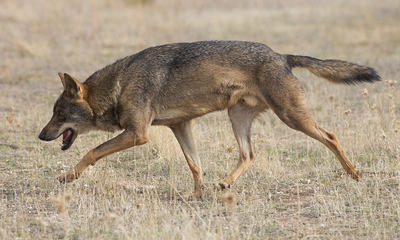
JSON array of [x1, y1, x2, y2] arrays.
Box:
[[262, 74, 361, 180], [285, 54, 381, 84]]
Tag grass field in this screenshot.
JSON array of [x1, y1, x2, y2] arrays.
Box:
[[0, 0, 399, 239]]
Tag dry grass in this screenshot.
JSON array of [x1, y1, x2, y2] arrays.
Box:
[[1, 0, 399, 239]]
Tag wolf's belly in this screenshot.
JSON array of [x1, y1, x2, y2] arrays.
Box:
[[152, 94, 226, 126], [151, 91, 264, 126]]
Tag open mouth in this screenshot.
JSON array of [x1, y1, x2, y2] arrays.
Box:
[[61, 128, 76, 151]]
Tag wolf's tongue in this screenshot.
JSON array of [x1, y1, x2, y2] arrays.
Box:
[[63, 130, 72, 141], [62, 129, 73, 146]]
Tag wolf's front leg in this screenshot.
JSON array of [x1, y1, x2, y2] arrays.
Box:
[[58, 130, 148, 183], [170, 120, 204, 200]]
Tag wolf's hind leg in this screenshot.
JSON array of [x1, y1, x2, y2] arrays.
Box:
[[278, 111, 360, 180], [267, 75, 360, 180], [216, 103, 260, 190], [171, 120, 204, 199]]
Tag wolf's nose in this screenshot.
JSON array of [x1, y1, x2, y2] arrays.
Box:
[[38, 131, 46, 140]]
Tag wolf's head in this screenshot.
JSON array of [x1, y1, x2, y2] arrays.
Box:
[[38, 73, 94, 150]]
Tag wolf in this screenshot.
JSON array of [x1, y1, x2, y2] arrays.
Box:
[[39, 41, 380, 198]]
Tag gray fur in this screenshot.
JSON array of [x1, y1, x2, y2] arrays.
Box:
[[39, 41, 380, 195]]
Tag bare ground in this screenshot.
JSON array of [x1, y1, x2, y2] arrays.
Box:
[[0, 0, 399, 239]]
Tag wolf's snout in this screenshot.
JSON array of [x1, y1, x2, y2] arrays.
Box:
[[38, 129, 50, 141], [38, 130, 46, 140]]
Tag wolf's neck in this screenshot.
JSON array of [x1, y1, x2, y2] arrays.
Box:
[[84, 70, 122, 129]]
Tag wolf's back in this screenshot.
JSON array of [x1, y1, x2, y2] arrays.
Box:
[[285, 55, 380, 84]]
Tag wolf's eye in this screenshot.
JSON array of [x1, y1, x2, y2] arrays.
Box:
[[57, 110, 67, 122]]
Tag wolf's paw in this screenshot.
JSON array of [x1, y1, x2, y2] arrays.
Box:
[[214, 181, 230, 191], [57, 170, 79, 184], [351, 170, 362, 181], [183, 190, 203, 201]]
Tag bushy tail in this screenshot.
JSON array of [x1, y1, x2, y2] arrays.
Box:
[[285, 54, 381, 84]]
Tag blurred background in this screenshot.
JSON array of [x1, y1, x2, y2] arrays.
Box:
[[1, 0, 398, 82], [0, 0, 399, 239]]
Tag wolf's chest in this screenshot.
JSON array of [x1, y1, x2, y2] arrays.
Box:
[[95, 109, 122, 132]]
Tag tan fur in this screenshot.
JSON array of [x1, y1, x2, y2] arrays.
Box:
[[39, 41, 380, 199]]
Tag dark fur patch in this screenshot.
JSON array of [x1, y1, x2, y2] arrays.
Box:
[[345, 67, 381, 84], [286, 54, 381, 84]]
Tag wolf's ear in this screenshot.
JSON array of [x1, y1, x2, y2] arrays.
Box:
[[58, 72, 66, 88], [58, 72, 85, 98]]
